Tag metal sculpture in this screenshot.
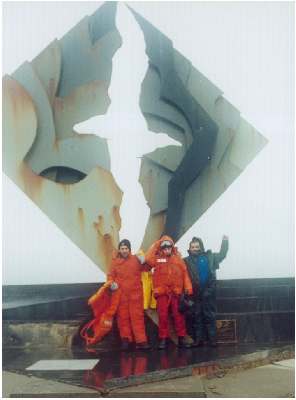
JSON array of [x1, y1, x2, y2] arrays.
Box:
[[2, 2, 267, 272], [131, 7, 267, 248], [3, 2, 122, 271]]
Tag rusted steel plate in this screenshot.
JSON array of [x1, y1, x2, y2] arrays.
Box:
[[130, 6, 267, 246], [3, 1, 268, 273], [3, 2, 122, 273], [3, 76, 122, 273]]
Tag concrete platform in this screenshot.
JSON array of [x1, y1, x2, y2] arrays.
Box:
[[3, 359, 294, 398], [3, 342, 294, 394]]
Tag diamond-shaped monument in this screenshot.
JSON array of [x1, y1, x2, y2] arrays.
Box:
[[2, 2, 267, 272]]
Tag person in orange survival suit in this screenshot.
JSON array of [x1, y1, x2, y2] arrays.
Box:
[[145, 235, 193, 349], [107, 239, 151, 351]]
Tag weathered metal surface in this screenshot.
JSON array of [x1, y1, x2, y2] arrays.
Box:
[[129, 6, 267, 246], [57, 2, 119, 98], [31, 39, 61, 105], [12, 61, 57, 174], [3, 1, 267, 272], [3, 75, 122, 271], [3, 2, 122, 273], [10, 2, 120, 181]]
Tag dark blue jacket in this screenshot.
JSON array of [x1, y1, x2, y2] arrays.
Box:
[[183, 238, 229, 296]]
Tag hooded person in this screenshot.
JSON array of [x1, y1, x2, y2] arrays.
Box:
[[183, 235, 229, 347], [145, 235, 193, 349], [107, 239, 151, 351]]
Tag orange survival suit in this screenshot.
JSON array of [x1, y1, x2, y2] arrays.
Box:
[[107, 252, 149, 344], [80, 281, 121, 346], [145, 235, 193, 339]]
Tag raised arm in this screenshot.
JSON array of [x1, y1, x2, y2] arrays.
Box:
[[213, 235, 229, 266], [144, 240, 161, 267]]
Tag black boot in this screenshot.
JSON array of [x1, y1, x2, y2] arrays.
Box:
[[178, 336, 191, 349], [208, 338, 218, 347], [136, 342, 151, 350], [192, 339, 204, 347], [158, 338, 167, 350], [120, 338, 130, 351]]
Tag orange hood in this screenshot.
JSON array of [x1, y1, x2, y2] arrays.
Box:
[[156, 235, 178, 256]]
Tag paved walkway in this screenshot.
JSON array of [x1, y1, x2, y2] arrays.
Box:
[[201, 359, 295, 398], [3, 359, 295, 398], [2, 371, 99, 398], [110, 359, 295, 398]]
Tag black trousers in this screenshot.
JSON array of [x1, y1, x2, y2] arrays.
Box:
[[190, 288, 217, 341]]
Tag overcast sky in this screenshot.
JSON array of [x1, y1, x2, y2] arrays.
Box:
[[2, 1, 294, 284]]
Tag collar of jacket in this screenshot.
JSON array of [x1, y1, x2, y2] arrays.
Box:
[[187, 251, 206, 258]]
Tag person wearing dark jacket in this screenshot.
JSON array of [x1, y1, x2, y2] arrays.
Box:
[[183, 236, 229, 347]]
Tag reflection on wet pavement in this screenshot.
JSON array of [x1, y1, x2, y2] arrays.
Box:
[[2, 342, 288, 390]]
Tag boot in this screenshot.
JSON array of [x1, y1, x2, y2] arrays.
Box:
[[120, 338, 131, 351], [208, 338, 217, 347], [136, 342, 151, 350], [192, 339, 204, 347], [158, 338, 167, 350], [178, 336, 191, 349]]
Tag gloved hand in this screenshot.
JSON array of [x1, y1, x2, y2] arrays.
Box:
[[136, 254, 145, 264], [110, 282, 119, 291]]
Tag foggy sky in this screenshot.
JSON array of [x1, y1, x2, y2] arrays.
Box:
[[2, 1, 294, 284]]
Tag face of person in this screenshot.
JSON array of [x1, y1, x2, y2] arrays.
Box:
[[119, 245, 130, 258], [189, 241, 201, 255], [162, 246, 173, 256]]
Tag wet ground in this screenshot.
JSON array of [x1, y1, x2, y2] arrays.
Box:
[[3, 342, 291, 392]]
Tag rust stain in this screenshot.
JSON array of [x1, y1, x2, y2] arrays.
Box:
[[61, 184, 71, 195], [18, 163, 44, 202], [192, 364, 218, 377], [112, 206, 121, 231], [53, 97, 64, 112], [93, 215, 103, 234], [94, 166, 122, 193], [93, 213, 118, 272], [4, 78, 37, 150], [53, 137, 60, 150], [95, 229, 116, 273], [4, 76, 31, 116], [48, 78, 56, 103], [78, 207, 85, 233], [102, 233, 114, 270], [59, 80, 106, 107]]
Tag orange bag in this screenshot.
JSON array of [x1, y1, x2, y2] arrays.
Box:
[[80, 282, 121, 345]]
